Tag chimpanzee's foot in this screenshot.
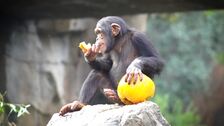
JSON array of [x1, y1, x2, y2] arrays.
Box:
[[103, 88, 124, 104], [59, 101, 85, 116]]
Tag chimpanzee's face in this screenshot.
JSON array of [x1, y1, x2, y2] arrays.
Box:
[[94, 27, 107, 54], [94, 19, 121, 53]]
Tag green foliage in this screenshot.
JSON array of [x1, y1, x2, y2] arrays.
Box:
[[147, 10, 224, 102], [216, 53, 224, 64], [147, 10, 224, 126], [153, 94, 202, 126], [0, 93, 30, 125]]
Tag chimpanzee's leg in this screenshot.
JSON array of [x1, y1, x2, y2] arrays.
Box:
[[79, 70, 116, 105]]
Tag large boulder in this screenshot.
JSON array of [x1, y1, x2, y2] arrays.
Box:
[[47, 101, 170, 126]]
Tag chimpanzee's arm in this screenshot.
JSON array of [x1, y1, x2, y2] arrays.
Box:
[[86, 54, 113, 73], [129, 32, 164, 78], [128, 56, 164, 79]]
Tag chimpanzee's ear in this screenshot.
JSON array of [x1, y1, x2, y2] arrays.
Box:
[[111, 23, 121, 37]]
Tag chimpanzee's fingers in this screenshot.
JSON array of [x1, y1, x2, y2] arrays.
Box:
[[70, 103, 77, 111], [127, 73, 133, 84], [92, 44, 96, 52], [109, 95, 117, 100], [103, 88, 112, 92], [133, 68, 139, 84], [59, 107, 64, 116], [128, 68, 135, 84], [124, 73, 129, 83], [103, 88, 120, 103], [95, 43, 101, 53], [93, 44, 99, 53], [103, 89, 111, 96], [70, 101, 85, 111], [103, 89, 116, 96], [84, 48, 91, 57], [59, 104, 70, 116], [139, 70, 143, 81], [125, 69, 133, 84], [59, 106, 66, 115]]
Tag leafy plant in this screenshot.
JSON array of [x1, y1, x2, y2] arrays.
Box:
[[0, 93, 30, 125]]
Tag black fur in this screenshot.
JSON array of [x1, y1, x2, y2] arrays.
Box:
[[79, 16, 164, 105]]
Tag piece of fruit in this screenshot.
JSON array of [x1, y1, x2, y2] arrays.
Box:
[[117, 74, 155, 105], [79, 41, 91, 53]]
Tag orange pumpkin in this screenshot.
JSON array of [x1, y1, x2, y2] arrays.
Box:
[[117, 74, 155, 104]]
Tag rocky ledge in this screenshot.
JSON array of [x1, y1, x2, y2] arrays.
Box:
[[47, 101, 170, 126]]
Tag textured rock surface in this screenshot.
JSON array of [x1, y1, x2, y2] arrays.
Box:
[[47, 101, 170, 126], [6, 18, 97, 114]]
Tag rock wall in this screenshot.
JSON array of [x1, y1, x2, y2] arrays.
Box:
[[4, 14, 148, 126], [6, 18, 97, 114]]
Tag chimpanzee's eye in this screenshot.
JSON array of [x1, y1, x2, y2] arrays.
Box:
[[94, 28, 102, 35]]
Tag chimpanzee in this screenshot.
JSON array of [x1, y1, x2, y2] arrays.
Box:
[[59, 16, 164, 116]]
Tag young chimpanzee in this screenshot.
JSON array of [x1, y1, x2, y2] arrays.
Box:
[[59, 16, 164, 116]]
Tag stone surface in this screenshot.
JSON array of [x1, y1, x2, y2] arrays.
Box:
[[5, 18, 97, 114], [47, 101, 170, 126]]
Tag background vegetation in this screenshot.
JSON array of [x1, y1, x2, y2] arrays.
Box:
[[0, 93, 30, 126], [148, 10, 224, 126]]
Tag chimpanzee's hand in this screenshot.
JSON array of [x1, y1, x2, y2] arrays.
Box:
[[103, 88, 123, 104], [59, 101, 85, 116], [84, 44, 98, 61], [125, 67, 143, 84]]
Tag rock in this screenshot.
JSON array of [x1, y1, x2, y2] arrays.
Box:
[[47, 101, 170, 126], [6, 19, 96, 115]]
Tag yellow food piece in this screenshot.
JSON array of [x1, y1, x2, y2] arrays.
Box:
[[79, 41, 91, 53], [117, 74, 155, 105]]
